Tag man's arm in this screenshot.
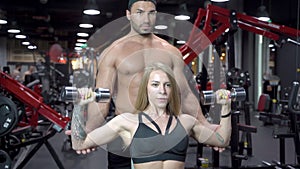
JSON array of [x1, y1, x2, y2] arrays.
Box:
[[170, 47, 213, 127], [85, 47, 117, 133]]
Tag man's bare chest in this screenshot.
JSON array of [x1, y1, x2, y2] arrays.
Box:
[[116, 48, 174, 75]]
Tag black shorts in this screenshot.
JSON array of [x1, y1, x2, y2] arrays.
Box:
[[106, 102, 131, 169], [107, 136, 131, 169]]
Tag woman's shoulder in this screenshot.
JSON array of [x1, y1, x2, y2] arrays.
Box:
[[177, 114, 197, 126], [119, 112, 137, 116], [176, 114, 198, 134], [178, 113, 197, 120], [116, 112, 139, 124], [107, 113, 139, 132]]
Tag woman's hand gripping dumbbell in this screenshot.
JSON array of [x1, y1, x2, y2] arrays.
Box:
[[200, 87, 246, 105], [60, 86, 110, 105]]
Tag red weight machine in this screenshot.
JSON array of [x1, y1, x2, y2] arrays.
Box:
[[0, 71, 70, 169], [180, 4, 300, 65], [179, 4, 300, 169]]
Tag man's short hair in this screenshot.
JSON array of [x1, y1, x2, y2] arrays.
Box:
[[128, 0, 157, 10]]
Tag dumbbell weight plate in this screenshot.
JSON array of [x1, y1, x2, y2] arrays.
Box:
[[0, 96, 18, 137], [230, 87, 246, 102], [0, 149, 11, 169], [60, 86, 79, 102], [200, 90, 215, 105]]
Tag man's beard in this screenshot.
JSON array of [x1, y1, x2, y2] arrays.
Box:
[[133, 23, 153, 36], [140, 32, 152, 36]]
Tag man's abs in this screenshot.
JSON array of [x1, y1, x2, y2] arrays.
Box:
[[114, 90, 137, 115]]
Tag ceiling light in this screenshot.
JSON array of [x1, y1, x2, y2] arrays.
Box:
[[22, 41, 30, 45], [15, 34, 27, 39], [155, 25, 168, 30], [79, 15, 94, 28], [77, 39, 87, 43], [77, 32, 89, 37], [28, 45, 37, 50], [75, 47, 83, 51], [83, 9, 100, 15], [256, 5, 270, 22], [210, 0, 229, 2], [257, 16, 270, 22], [83, 0, 100, 15], [174, 15, 190, 21], [7, 21, 21, 33], [75, 43, 85, 47], [79, 23, 93, 28], [0, 19, 7, 24], [8, 29, 20, 33], [176, 40, 186, 44], [21, 37, 31, 45], [0, 10, 7, 24], [175, 4, 191, 21]]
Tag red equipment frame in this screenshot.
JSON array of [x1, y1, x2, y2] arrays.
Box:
[[180, 4, 300, 64], [0, 71, 70, 131]]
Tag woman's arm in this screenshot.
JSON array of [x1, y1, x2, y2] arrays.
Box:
[[191, 89, 232, 147], [71, 104, 126, 151]]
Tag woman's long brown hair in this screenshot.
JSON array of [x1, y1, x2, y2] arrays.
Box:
[[134, 62, 181, 116]]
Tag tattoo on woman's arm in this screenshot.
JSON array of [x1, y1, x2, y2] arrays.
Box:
[[72, 105, 87, 140], [215, 133, 224, 144]]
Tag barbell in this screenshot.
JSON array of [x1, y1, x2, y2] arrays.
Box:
[[200, 87, 246, 105]]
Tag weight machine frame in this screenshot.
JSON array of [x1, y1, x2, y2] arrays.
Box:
[[0, 72, 69, 130], [0, 71, 70, 169], [179, 4, 300, 169], [180, 4, 300, 64]]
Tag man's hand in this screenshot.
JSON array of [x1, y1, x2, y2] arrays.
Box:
[[65, 130, 97, 154]]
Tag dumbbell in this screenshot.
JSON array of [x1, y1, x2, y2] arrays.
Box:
[[60, 86, 110, 103], [200, 87, 246, 105]]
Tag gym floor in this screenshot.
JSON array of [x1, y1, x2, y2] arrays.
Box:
[[12, 110, 297, 169]]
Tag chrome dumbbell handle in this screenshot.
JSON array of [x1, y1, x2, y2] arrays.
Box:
[[200, 87, 246, 105], [60, 86, 110, 103]]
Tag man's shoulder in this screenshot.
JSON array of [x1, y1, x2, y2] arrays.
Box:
[[153, 35, 181, 52], [104, 35, 140, 52]]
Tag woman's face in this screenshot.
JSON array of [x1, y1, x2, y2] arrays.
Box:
[[147, 70, 171, 109]]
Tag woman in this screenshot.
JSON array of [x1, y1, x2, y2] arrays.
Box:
[[71, 62, 232, 169]]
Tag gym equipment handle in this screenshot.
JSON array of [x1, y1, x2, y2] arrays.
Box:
[[200, 87, 246, 105], [60, 86, 110, 103]]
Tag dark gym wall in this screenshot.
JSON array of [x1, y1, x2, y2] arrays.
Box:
[[241, 31, 255, 103], [276, 43, 300, 92]]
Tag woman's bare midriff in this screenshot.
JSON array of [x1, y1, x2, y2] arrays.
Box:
[[134, 160, 185, 169]]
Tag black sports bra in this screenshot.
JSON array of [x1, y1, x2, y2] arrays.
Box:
[[130, 112, 189, 164]]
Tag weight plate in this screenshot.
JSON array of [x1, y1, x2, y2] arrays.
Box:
[[0, 96, 18, 137], [0, 149, 11, 169]]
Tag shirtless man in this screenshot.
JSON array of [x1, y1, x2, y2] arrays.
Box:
[[75, 0, 220, 168]]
